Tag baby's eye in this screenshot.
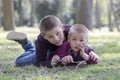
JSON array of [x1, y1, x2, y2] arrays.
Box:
[[80, 40, 84, 42], [56, 31, 61, 35]]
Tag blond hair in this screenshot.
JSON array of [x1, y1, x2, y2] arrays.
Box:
[[69, 24, 89, 39], [39, 15, 62, 34]]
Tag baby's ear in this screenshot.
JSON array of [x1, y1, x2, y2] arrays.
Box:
[[41, 33, 46, 39], [84, 39, 88, 46], [86, 39, 88, 43]]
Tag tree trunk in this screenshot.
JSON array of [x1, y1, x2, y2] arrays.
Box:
[[29, 0, 36, 26], [57, 0, 66, 23], [108, 0, 113, 31], [0, 0, 2, 28], [76, 0, 93, 30], [95, 0, 101, 29], [111, 0, 120, 31], [18, 0, 24, 26], [2, 0, 15, 30]]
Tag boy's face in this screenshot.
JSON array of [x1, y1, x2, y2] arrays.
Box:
[[68, 32, 87, 53], [43, 26, 64, 46]]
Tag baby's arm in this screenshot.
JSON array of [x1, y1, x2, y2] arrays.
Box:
[[80, 50, 89, 61], [80, 50, 99, 64], [89, 51, 99, 61], [79, 45, 89, 61], [61, 55, 74, 65], [79, 45, 99, 64], [87, 51, 99, 64], [85, 45, 99, 64]]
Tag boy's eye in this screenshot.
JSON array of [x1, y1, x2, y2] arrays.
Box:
[[48, 36, 53, 39], [72, 38, 76, 41], [56, 31, 61, 35]]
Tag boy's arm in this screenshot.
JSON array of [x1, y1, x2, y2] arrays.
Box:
[[35, 36, 50, 67]]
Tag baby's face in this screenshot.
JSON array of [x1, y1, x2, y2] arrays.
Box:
[[69, 32, 87, 53]]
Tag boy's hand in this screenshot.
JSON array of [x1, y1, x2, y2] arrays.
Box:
[[61, 55, 74, 65], [89, 51, 99, 61], [51, 55, 60, 66]]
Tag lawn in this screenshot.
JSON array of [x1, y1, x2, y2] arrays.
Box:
[[0, 27, 120, 80]]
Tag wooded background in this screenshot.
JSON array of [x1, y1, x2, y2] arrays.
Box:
[[0, 0, 120, 31]]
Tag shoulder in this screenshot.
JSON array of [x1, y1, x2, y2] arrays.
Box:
[[62, 41, 69, 48], [63, 24, 71, 40], [63, 24, 71, 31], [55, 41, 69, 52], [35, 34, 46, 44], [35, 34, 50, 47]]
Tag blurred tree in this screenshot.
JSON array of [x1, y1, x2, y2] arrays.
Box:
[[57, 0, 66, 23], [36, 0, 60, 21], [0, 0, 2, 28], [29, 0, 36, 26], [95, 0, 101, 29], [14, 0, 31, 26], [108, 0, 113, 31], [2, 0, 15, 30], [18, 0, 25, 26], [74, 0, 93, 30], [111, 0, 120, 31]]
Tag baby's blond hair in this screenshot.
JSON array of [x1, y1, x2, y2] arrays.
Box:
[[69, 24, 89, 39]]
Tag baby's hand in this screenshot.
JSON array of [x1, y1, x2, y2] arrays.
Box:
[[89, 51, 99, 61], [51, 55, 60, 66], [61, 55, 73, 65], [79, 44, 86, 53]]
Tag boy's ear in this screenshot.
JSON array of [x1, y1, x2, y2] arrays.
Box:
[[86, 39, 88, 43], [41, 33, 46, 39]]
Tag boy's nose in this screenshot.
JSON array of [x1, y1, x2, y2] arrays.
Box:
[[54, 36, 59, 41]]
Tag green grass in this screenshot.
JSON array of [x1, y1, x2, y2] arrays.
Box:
[[0, 27, 120, 80]]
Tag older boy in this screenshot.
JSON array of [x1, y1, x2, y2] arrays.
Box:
[[7, 15, 98, 67]]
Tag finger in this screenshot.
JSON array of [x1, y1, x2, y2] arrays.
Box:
[[89, 52, 94, 59], [55, 56, 60, 61], [68, 56, 73, 63], [64, 56, 70, 64], [93, 56, 96, 61], [69, 56, 74, 63], [51, 60, 57, 66]]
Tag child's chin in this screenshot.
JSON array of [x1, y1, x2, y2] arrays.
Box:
[[56, 43, 62, 46], [57, 44, 62, 46], [73, 49, 79, 52]]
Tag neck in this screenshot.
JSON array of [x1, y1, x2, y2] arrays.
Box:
[[73, 51, 78, 56]]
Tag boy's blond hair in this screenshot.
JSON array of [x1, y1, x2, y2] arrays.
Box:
[[39, 15, 62, 34], [69, 24, 89, 39]]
